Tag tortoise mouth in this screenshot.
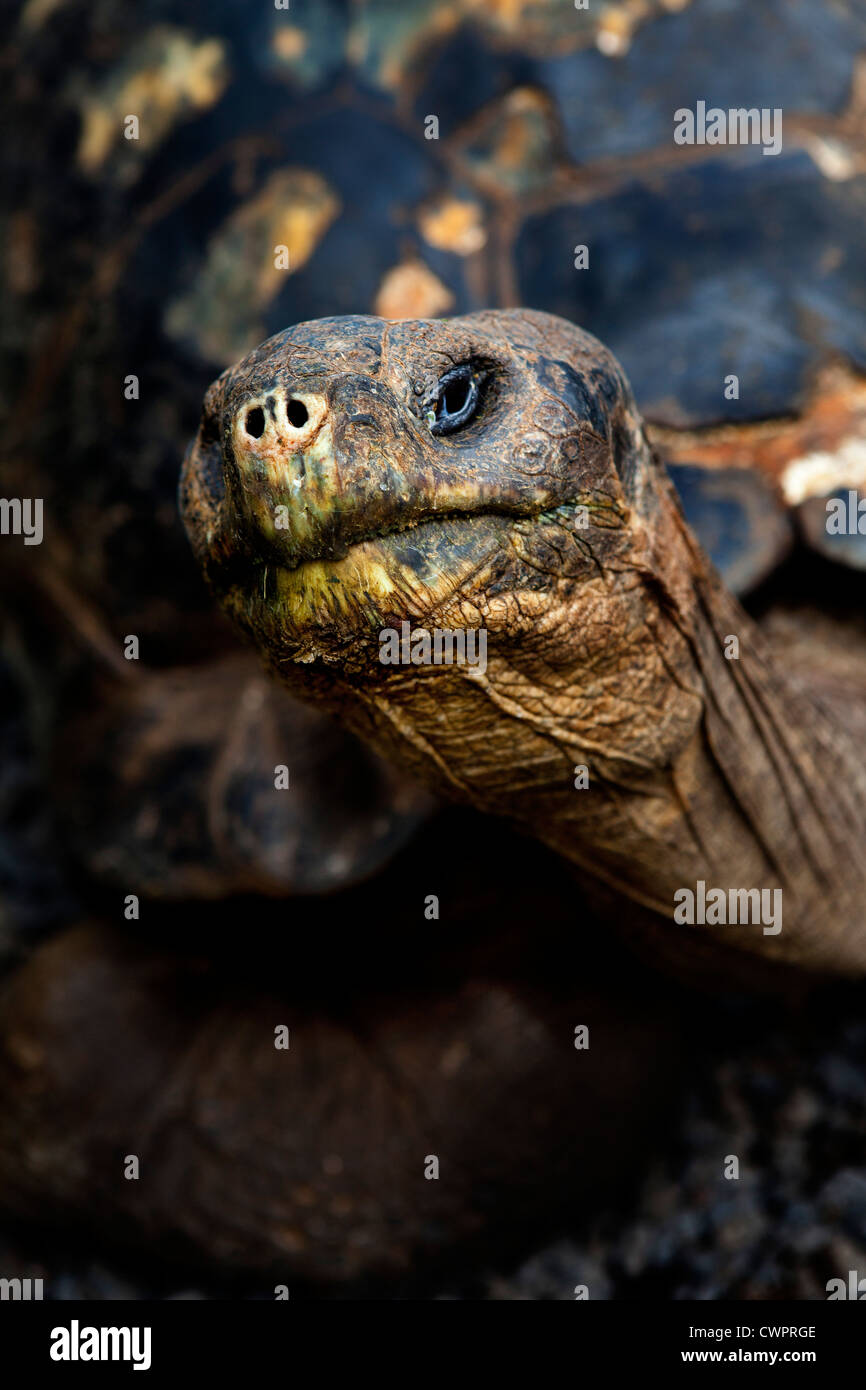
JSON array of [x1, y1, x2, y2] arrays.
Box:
[[213, 492, 612, 654], [221, 507, 541, 651], [269, 498, 550, 576]]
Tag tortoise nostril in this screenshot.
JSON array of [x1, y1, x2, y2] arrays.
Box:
[[287, 399, 309, 429], [245, 407, 266, 439]]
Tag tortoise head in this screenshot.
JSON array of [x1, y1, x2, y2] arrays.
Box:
[[180, 310, 662, 709]]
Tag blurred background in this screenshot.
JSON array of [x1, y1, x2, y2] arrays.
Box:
[[1, 0, 866, 1299]]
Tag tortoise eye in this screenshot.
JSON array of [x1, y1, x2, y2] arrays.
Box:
[[427, 365, 480, 436]]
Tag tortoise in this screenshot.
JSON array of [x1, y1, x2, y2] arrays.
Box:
[[1, 0, 866, 1298], [180, 305, 866, 987]]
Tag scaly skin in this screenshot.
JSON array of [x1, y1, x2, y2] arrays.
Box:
[[183, 309, 866, 983]]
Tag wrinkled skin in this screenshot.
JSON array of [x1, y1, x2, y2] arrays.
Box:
[[184, 309, 866, 984]]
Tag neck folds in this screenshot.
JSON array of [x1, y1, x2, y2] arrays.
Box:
[[344, 476, 866, 982]]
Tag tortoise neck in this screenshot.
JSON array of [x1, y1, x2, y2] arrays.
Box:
[[347, 481, 866, 979], [549, 560, 866, 978]]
